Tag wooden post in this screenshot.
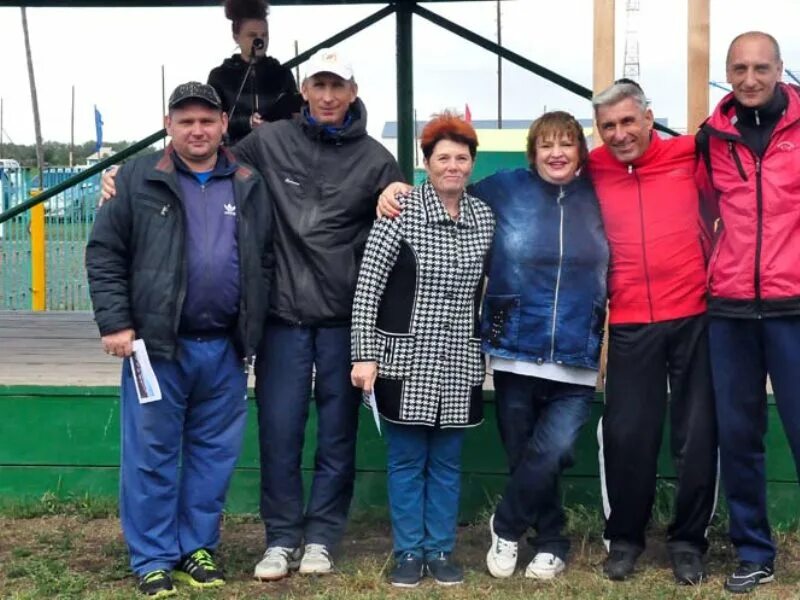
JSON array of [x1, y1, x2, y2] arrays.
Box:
[[593, 0, 615, 142], [593, 0, 615, 389], [687, 0, 710, 132]]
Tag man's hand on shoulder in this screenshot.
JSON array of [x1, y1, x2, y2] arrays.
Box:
[[99, 166, 120, 206], [377, 181, 412, 218], [101, 328, 135, 358]]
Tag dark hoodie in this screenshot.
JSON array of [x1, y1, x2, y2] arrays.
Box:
[[233, 99, 404, 326], [207, 54, 300, 145]]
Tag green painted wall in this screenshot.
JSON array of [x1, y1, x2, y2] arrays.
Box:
[[1, 386, 798, 525]]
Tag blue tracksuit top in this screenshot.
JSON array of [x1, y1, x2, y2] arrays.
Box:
[[173, 153, 241, 334], [469, 168, 609, 369]]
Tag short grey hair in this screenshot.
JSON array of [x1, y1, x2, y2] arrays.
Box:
[[592, 80, 649, 114]]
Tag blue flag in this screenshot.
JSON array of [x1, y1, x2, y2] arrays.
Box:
[[94, 106, 103, 153]]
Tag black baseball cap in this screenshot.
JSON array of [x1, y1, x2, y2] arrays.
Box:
[[168, 81, 222, 110]]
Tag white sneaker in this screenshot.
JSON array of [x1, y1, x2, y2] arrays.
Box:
[[486, 514, 518, 578], [525, 552, 566, 580], [253, 546, 301, 581], [298, 543, 334, 575]]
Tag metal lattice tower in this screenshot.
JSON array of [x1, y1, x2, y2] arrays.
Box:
[[623, 0, 641, 81]]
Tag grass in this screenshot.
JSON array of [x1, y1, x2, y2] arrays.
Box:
[[1, 501, 800, 599], [0, 492, 118, 521]]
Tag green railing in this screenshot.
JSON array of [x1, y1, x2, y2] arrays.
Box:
[[0, 130, 166, 310]]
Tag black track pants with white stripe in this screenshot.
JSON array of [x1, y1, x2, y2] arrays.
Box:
[[598, 314, 718, 555]]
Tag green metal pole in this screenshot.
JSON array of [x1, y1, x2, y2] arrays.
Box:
[[396, 2, 414, 183]]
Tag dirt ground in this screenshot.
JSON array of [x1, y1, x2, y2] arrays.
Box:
[[1, 514, 799, 599]]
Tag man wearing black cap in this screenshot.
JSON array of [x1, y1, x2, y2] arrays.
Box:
[[86, 81, 274, 597]]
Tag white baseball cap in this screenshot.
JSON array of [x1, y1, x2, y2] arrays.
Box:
[[304, 48, 354, 81]]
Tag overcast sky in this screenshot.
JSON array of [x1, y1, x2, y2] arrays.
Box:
[[0, 0, 798, 148]]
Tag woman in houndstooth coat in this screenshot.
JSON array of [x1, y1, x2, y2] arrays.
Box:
[[351, 112, 495, 587]]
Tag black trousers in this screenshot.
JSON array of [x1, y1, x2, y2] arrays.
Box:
[[600, 314, 718, 555]]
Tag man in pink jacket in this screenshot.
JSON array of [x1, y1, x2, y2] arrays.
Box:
[[696, 31, 800, 594]]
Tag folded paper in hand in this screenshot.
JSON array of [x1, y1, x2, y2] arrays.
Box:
[[130, 339, 162, 404], [364, 389, 381, 436]]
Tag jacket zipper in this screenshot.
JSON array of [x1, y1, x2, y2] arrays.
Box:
[[236, 192, 253, 371], [550, 187, 565, 362], [174, 200, 188, 347], [201, 183, 211, 318], [754, 157, 763, 316], [729, 142, 749, 181], [632, 165, 655, 322]]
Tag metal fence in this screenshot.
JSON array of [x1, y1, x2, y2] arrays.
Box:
[[0, 167, 99, 310]]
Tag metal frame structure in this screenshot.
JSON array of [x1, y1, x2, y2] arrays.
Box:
[[0, 0, 686, 228]]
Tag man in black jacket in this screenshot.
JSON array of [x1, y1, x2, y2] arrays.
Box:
[[234, 48, 404, 580], [86, 81, 274, 598]]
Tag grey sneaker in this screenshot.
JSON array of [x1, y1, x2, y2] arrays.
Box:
[[298, 543, 333, 575], [253, 546, 301, 581]]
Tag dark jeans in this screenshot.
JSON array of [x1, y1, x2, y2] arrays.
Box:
[[600, 314, 718, 556], [492, 371, 593, 560], [255, 323, 361, 549], [710, 316, 800, 565]]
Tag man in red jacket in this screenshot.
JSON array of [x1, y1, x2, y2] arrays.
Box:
[[591, 79, 718, 584], [697, 31, 800, 594]]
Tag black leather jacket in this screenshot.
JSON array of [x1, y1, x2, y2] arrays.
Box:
[[208, 54, 300, 145]]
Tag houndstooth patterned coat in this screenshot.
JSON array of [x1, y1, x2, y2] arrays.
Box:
[[351, 181, 495, 428]]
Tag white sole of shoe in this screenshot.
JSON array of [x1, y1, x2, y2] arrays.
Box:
[[253, 572, 289, 582], [390, 580, 421, 588], [254, 560, 300, 582], [525, 568, 563, 580], [486, 556, 515, 579], [432, 579, 463, 586], [298, 565, 333, 575]]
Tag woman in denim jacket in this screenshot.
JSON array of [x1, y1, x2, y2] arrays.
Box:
[[474, 112, 608, 580]]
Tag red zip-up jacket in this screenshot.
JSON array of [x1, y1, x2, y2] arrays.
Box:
[[697, 83, 800, 318], [589, 134, 710, 325]]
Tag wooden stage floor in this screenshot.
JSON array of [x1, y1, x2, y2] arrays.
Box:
[[0, 311, 120, 386]]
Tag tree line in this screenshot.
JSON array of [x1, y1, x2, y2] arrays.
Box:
[[0, 140, 156, 167]]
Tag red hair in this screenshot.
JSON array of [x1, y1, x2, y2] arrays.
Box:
[[420, 111, 478, 159]]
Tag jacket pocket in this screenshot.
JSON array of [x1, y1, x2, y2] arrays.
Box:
[[481, 294, 520, 350], [136, 194, 171, 214], [376, 329, 416, 380]]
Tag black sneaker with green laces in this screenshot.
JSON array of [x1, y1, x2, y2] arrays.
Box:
[[173, 548, 225, 588], [138, 570, 176, 598]]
